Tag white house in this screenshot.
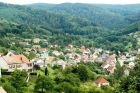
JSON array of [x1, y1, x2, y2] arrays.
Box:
[[0, 53, 33, 72]]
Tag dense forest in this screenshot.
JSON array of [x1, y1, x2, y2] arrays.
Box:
[[0, 3, 140, 53]]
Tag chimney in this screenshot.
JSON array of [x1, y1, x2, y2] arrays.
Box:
[[20, 57, 22, 61]]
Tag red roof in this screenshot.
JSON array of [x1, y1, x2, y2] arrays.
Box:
[[95, 76, 109, 84]]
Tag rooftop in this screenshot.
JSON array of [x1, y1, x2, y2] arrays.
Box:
[[95, 76, 109, 84]]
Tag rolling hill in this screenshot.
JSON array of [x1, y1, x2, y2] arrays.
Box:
[[0, 2, 140, 52]]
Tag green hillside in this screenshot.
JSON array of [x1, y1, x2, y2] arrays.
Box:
[[28, 3, 130, 29], [0, 2, 139, 52]]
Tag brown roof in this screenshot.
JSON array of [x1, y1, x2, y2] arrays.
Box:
[[95, 76, 109, 84], [2, 54, 31, 64]]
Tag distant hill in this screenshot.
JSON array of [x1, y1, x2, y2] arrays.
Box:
[[0, 2, 139, 51], [28, 3, 131, 29]]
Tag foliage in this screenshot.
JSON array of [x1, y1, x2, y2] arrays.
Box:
[[34, 76, 54, 93], [113, 53, 140, 93], [10, 70, 28, 93], [28, 52, 36, 60], [3, 83, 17, 93], [76, 64, 89, 81]]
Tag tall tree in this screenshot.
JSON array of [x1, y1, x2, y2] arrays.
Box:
[[11, 70, 27, 93], [35, 76, 54, 93]]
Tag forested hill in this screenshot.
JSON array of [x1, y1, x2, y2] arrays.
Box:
[[0, 2, 140, 52], [28, 3, 140, 29], [28, 3, 128, 29]]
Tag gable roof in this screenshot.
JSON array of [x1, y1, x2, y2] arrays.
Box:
[[95, 76, 109, 84], [1, 54, 31, 64]]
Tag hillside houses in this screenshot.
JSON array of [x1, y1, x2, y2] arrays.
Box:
[[0, 40, 138, 75], [101, 54, 116, 74]]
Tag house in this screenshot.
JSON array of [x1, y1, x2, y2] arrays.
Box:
[[118, 55, 127, 66], [33, 38, 40, 43], [94, 48, 103, 55], [49, 45, 54, 48], [33, 58, 45, 68], [95, 57, 103, 62], [40, 52, 48, 59], [52, 60, 66, 70], [106, 66, 116, 74], [89, 54, 98, 62], [83, 48, 91, 55], [68, 44, 73, 49], [66, 53, 74, 59], [0, 87, 7, 93], [101, 62, 116, 74], [29, 48, 37, 53], [46, 56, 56, 64], [39, 48, 47, 53], [54, 44, 58, 48], [81, 54, 89, 62], [101, 55, 116, 74], [106, 55, 117, 63], [19, 42, 30, 46], [32, 45, 41, 49], [80, 46, 86, 53], [0, 54, 33, 72], [52, 51, 63, 56], [101, 62, 110, 69], [73, 54, 81, 61], [40, 39, 48, 44], [95, 76, 109, 87], [138, 48, 140, 52], [24, 39, 32, 42], [102, 54, 109, 62]]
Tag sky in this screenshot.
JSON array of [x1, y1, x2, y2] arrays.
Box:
[[0, 0, 140, 5]]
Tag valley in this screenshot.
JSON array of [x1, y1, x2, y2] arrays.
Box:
[[0, 2, 140, 93]]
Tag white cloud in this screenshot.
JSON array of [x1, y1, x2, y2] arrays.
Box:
[[0, 0, 140, 4]]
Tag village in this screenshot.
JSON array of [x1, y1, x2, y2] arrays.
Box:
[[0, 37, 138, 90]]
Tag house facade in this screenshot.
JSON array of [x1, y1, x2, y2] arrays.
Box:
[[0, 53, 33, 72]]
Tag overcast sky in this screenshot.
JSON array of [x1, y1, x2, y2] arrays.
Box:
[[0, 0, 140, 5]]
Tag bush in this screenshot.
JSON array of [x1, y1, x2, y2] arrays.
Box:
[[3, 83, 17, 93]]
